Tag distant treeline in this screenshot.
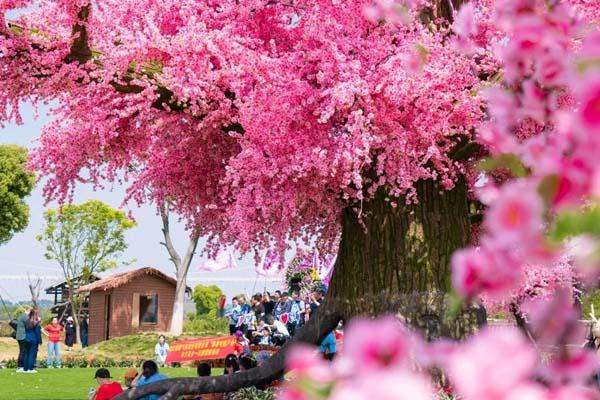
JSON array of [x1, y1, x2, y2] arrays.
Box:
[[0, 300, 53, 321]]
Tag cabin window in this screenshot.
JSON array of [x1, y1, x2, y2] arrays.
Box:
[[139, 295, 158, 324]]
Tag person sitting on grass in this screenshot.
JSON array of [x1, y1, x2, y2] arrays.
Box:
[[123, 368, 138, 390], [223, 354, 239, 375], [154, 334, 170, 367], [132, 360, 168, 400], [238, 355, 255, 371], [89, 368, 123, 400], [233, 331, 250, 357], [183, 363, 223, 400]]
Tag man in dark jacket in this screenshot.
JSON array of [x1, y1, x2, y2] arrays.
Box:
[[14, 307, 31, 372]]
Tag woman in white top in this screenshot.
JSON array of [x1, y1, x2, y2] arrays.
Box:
[[154, 335, 170, 367]]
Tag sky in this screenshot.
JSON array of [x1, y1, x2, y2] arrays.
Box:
[[0, 104, 283, 302]]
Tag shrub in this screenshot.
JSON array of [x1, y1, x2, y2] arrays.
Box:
[[582, 287, 600, 319], [0, 321, 14, 337], [226, 387, 276, 400], [192, 284, 223, 316], [2, 355, 149, 369], [89, 333, 158, 358], [183, 315, 228, 336]]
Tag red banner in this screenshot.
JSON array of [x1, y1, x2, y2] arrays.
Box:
[[166, 336, 236, 363]]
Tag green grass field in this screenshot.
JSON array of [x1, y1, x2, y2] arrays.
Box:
[[0, 367, 210, 400]]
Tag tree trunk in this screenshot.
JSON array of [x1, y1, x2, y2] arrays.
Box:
[[329, 179, 485, 339], [170, 271, 187, 336], [70, 295, 80, 347]]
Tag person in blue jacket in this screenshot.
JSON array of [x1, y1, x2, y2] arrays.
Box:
[[23, 309, 41, 373], [319, 330, 337, 361]]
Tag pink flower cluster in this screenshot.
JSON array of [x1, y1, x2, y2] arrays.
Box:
[[0, 0, 483, 263], [452, 0, 600, 301], [281, 314, 598, 400]]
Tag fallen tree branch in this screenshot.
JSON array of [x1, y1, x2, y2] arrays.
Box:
[[114, 302, 344, 400]]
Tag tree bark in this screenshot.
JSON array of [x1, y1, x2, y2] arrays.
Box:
[[170, 272, 188, 336], [160, 202, 199, 336], [329, 179, 485, 339]]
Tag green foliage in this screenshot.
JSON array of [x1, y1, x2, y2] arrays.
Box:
[[183, 314, 228, 336], [548, 204, 600, 244], [581, 287, 600, 320], [13, 304, 32, 317], [192, 284, 223, 316], [226, 387, 276, 400], [37, 200, 136, 285], [89, 333, 160, 358], [0, 145, 35, 245], [479, 153, 528, 178]]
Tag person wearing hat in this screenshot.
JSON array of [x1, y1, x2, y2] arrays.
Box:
[[123, 368, 138, 389], [64, 316, 76, 351], [89, 368, 123, 400]]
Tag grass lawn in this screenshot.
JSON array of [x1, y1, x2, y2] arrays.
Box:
[[0, 367, 212, 400]]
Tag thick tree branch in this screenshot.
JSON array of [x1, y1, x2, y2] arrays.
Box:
[[114, 302, 344, 400], [64, 5, 92, 64], [159, 202, 182, 268]]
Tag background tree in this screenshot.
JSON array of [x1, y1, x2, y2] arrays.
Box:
[[37, 200, 135, 340], [159, 202, 200, 335], [192, 284, 223, 317], [27, 273, 42, 310], [0, 144, 35, 245]]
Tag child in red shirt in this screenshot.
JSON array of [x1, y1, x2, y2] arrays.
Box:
[[42, 317, 63, 368]]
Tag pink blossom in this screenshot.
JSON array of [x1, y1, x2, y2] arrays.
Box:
[[286, 344, 334, 383], [542, 350, 599, 385], [577, 77, 600, 130], [329, 369, 432, 400], [522, 289, 584, 348], [451, 243, 522, 299], [342, 316, 412, 370], [453, 3, 477, 39], [484, 181, 543, 245], [446, 327, 538, 400]]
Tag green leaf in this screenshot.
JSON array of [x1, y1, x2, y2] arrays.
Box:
[[548, 204, 600, 244], [479, 153, 528, 178], [537, 174, 559, 208], [444, 290, 464, 325]]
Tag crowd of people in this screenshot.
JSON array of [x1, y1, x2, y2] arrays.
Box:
[[9, 306, 90, 372], [224, 288, 327, 347]]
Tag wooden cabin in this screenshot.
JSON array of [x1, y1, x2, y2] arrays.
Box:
[[77, 267, 189, 345]]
